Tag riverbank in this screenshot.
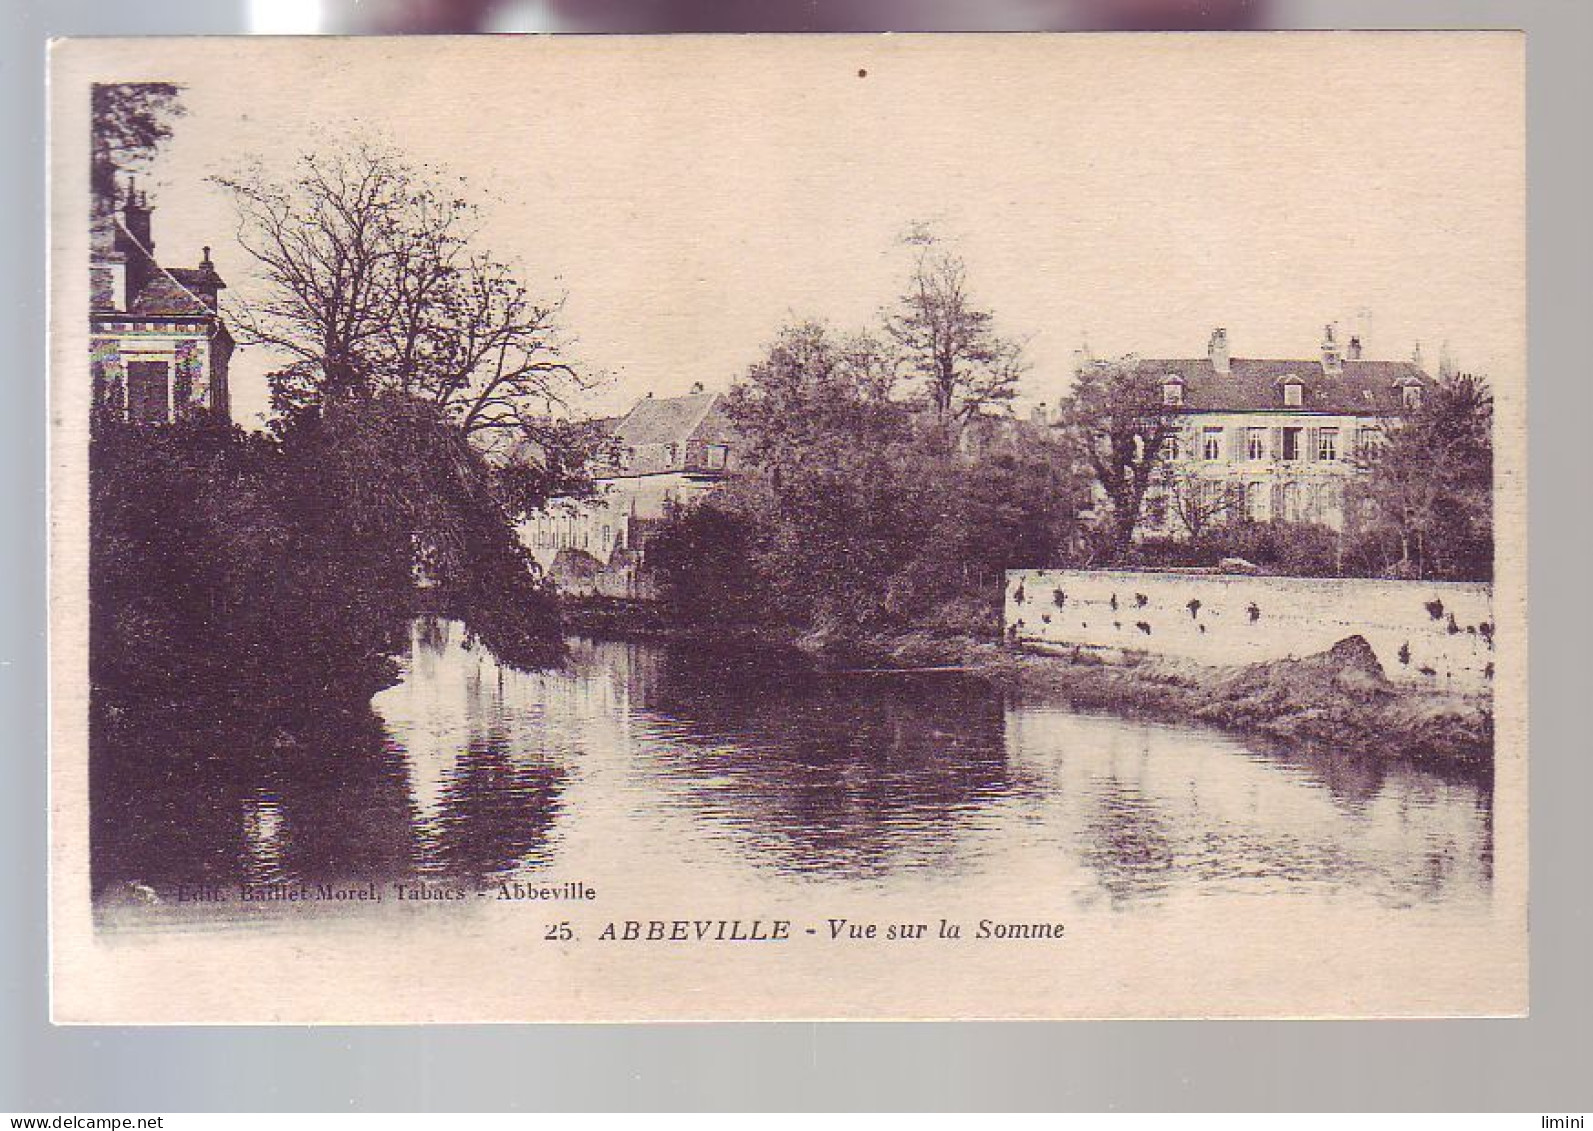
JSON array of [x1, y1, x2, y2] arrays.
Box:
[[850, 630, 1493, 770], [560, 599, 1493, 769]]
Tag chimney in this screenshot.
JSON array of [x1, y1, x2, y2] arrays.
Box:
[[121, 180, 154, 255], [1071, 337, 1094, 376], [118, 179, 157, 302], [1347, 335, 1363, 361], [1207, 327, 1230, 374], [187, 246, 226, 310], [1321, 323, 1343, 375]]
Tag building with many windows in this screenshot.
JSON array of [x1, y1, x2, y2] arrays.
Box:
[[1133, 325, 1433, 536], [90, 184, 233, 425], [520, 390, 739, 595]]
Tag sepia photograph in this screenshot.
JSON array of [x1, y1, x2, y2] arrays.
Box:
[[48, 32, 1526, 1023]]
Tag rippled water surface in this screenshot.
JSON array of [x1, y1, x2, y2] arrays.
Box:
[[93, 617, 1493, 921]]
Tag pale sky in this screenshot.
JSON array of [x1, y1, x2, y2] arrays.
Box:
[[101, 34, 1523, 430]]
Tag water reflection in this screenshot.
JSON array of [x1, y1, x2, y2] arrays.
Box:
[[592, 639, 1026, 876], [1003, 705, 1493, 909], [91, 618, 1494, 919], [91, 701, 420, 898], [378, 618, 568, 882]]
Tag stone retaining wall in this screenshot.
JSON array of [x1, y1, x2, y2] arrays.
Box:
[[1005, 569, 1494, 694]]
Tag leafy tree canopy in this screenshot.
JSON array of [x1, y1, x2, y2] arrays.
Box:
[[91, 82, 185, 203]]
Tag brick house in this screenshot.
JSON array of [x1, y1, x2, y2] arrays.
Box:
[[90, 184, 233, 425]]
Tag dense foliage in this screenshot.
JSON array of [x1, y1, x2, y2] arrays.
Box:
[[647, 320, 1083, 641], [1351, 374, 1494, 581], [1054, 358, 1179, 557], [90, 82, 185, 202], [90, 397, 561, 710]]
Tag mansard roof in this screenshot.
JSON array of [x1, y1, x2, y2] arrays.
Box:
[[1145, 358, 1434, 415]]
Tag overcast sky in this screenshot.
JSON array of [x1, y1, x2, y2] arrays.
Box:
[[107, 34, 1523, 429]]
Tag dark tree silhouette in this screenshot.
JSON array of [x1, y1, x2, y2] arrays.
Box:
[[1056, 357, 1179, 558], [1354, 373, 1494, 580], [91, 82, 185, 202]]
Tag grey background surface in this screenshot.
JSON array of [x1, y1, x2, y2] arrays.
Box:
[[3, 0, 1588, 1112]]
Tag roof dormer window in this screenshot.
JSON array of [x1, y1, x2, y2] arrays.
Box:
[[1162, 376, 1185, 407], [1402, 385, 1422, 410], [1278, 375, 1303, 407]]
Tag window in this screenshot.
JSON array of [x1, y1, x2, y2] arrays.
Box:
[[704, 444, 728, 469], [1402, 385, 1423, 409], [1162, 381, 1183, 407], [1245, 482, 1266, 522], [1246, 428, 1266, 460], [126, 360, 170, 424], [1202, 427, 1223, 461], [601, 525, 612, 545], [1358, 426, 1380, 453], [1162, 434, 1181, 461], [1281, 483, 1302, 523], [1282, 381, 1303, 407], [1318, 482, 1345, 529], [1282, 427, 1302, 461], [1317, 428, 1338, 461]]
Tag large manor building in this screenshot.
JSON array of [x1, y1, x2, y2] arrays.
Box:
[[90, 184, 233, 425], [1129, 325, 1434, 536]]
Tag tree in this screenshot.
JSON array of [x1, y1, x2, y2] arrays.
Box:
[[646, 503, 767, 629], [883, 226, 1028, 427], [1355, 372, 1494, 580], [1158, 467, 1241, 540], [89, 397, 565, 708], [720, 320, 919, 634], [651, 317, 1082, 642], [91, 82, 185, 203], [216, 139, 588, 459], [1056, 357, 1179, 558], [888, 439, 1084, 621], [725, 319, 904, 490]]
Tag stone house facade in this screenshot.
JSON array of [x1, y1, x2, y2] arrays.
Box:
[[1133, 326, 1433, 536], [520, 390, 739, 595]]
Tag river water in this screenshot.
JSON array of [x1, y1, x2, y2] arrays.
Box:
[[92, 616, 1493, 927]]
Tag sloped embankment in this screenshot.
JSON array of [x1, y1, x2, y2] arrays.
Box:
[[854, 631, 1493, 768]]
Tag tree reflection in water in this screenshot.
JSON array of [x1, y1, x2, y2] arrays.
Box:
[[91, 621, 1495, 920], [394, 616, 566, 883], [420, 731, 564, 882], [589, 639, 1038, 878], [91, 701, 420, 899]]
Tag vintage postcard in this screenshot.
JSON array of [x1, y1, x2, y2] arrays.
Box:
[[49, 33, 1526, 1023]]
